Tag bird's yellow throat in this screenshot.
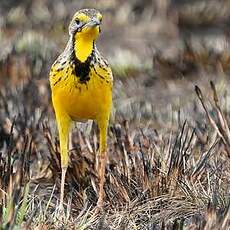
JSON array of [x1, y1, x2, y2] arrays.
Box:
[[74, 27, 99, 62]]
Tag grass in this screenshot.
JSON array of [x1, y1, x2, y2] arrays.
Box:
[[0, 1, 230, 228], [0, 71, 230, 229]]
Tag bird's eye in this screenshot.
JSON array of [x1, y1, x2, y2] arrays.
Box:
[[75, 19, 80, 25]]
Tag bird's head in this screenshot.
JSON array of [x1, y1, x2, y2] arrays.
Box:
[[69, 9, 102, 41]]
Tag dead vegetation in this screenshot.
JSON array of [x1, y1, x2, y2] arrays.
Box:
[[0, 0, 230, 229], [0, 73, 229, 229]]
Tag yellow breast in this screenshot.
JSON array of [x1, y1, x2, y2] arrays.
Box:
[[50, 62, 113, 121]]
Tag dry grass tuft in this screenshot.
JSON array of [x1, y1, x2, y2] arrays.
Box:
[[0, 1, 230, 229], [1, 77, 229, 229]]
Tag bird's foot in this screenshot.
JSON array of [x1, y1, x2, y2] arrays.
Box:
[[54, 201, 67, 222], [58, 203, 65, 214], [96, 194, 104, 208], [93, 201, 104, 215]]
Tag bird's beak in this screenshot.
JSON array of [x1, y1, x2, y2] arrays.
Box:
[[84, 18, 101, 28]]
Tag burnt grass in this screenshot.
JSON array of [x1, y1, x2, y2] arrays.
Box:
[[0, 51, 230, 229], [0, 1, 230, 229]]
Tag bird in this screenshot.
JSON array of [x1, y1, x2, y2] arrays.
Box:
[[49, 8, 113, 209]]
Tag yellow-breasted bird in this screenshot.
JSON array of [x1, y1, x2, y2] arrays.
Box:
[[49, 9, 113, 209]]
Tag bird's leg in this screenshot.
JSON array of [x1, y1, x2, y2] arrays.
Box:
[[97, 151, 106, 208], [97, 120, 108, 208], [60, 166, 67, 210], [56, 112, 71, 211]]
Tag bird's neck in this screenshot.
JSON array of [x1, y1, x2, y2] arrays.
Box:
[[73, 34, 95, 63]]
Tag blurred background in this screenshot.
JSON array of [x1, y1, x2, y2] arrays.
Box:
[[0, 0, 230, 228], [1, 0, 230, 115], [1, 0, 230, 113]]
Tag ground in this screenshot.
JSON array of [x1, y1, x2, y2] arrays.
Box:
[[0, 0, 230, 229]]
